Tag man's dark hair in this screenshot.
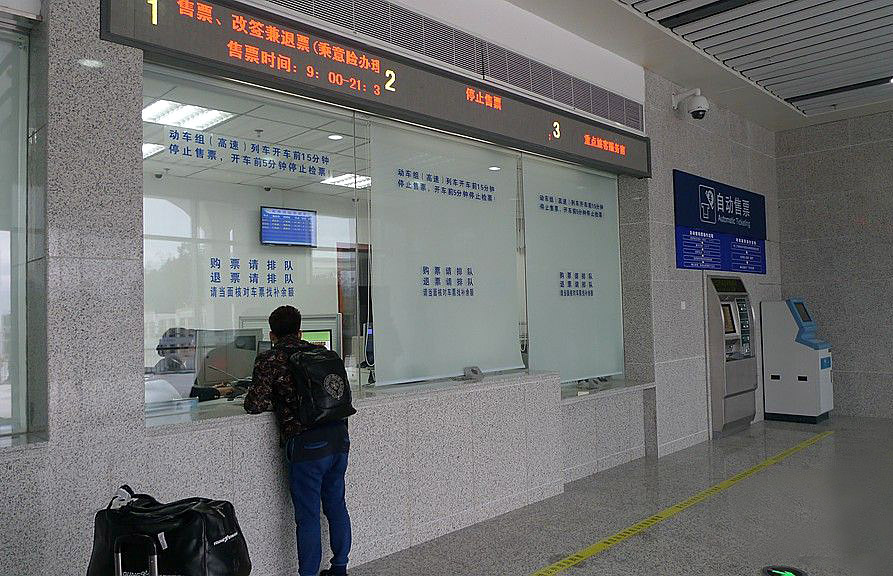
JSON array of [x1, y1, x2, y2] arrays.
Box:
[[269, 305, 302, 337]]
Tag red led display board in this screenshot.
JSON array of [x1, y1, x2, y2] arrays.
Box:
[[102, 0, 651, 176]]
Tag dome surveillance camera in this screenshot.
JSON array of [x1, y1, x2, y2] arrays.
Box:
[[687, 95, 709, 120], [263, 186, 272, 192], [154, 172, 164, 179], [672, 88, 709, 120]]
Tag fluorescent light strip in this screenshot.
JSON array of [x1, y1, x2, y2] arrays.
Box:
[[142, 143, 165, 159], [141, 99, 235, 130], [321, 173, 372, 189]]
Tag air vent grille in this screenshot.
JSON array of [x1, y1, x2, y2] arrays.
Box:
[[530, 61, 553, 99], [624, 98, 643, 131], [354, 0, 389, 42], [454, 29, 481, 73], [608, 92, 626, 124], [551, 70, 574, 108], [389, 3, 424, 54], [592, 86, 610, 119], [313, 0, 353, 30], [254, 0, 644, 131], [485, 42, 508, 83], [572, 77, 592, 112], [422, 18, 454, 64]]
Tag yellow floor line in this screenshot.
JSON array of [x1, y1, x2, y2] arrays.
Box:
[[532, 431, 834, 576]]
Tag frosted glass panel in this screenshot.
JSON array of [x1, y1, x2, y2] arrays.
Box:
[[523, 155, 623, 382], [370, 121, 523, 385], [143, 178, 356, 368]]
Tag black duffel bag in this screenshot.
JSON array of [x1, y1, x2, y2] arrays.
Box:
[[87, 485, 252, 576]]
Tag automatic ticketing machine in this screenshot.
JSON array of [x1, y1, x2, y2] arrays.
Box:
[[706, 277, 758, 437], [761, 299, 833, 422]]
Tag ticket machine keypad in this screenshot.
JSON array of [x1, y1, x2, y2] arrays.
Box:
[[736, 298, 752, 356]]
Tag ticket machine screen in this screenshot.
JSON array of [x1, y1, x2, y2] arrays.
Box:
[[795, 302, 812, 323], [722, 303, 737, 334]]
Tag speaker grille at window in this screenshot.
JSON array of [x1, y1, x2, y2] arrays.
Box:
[[389, 3, 423, 54], [258, 0, 645, 132], [354, 0, 390, 42], [422, 18, 454, 64], [313, 0, 354, 30]]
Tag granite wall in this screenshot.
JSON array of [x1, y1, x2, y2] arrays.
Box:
[[0, 1, 793, 573], [0, 3, 645, 575], [560, 385, 650, 483], [777, 111, 893, 418], [620, 70, 781, 456]]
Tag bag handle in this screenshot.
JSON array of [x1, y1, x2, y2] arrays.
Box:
[[107, 485, 136, 510], [114, 534, 159, 576]]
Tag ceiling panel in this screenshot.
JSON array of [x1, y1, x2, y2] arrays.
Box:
[[766, 59, 893, 95], [740, 35, 893, 74], [676, 0, 791, 38], [717, 15, 893, 63], [209, 114, 309, 143], [695, 0, 883, 50], [621, 0, 893, 116], [749, 46, 893, 82], [648, 0, 719, 20]]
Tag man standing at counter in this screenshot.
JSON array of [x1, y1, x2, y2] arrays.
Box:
[[244, 305, 352, 576]]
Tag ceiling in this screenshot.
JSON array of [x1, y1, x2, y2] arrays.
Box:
[[622, 0, 893, 117], [505, 0, 893, 129], [142, 72, 370, 197]]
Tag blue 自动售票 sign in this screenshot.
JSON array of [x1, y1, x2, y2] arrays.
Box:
[[674, 170, 767, 274]]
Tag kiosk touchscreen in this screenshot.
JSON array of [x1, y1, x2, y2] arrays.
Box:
[[761, 299, 833, 422]]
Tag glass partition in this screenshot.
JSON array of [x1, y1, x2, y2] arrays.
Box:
[[141, 65, 627, 423], [142, 66, 367, 423], [0, 30, 28, 438], [522, 154, 623, 383], [366, 119, 524, 385]]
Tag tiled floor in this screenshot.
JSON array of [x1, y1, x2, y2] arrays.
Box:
[[349, 417, 893, 576]]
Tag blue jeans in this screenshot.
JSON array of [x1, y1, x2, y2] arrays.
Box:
[[287, 444, 352, 576]]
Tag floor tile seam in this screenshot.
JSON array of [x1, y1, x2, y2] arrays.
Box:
[[529, 431, 834, 576]]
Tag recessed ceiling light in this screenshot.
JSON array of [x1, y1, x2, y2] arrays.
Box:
[[488, 166, 501, 171], [142, 143, 165, 159], [321, 173, 372, 189], [78, 59, 104, 68], [328, 134, 344, 141], [142, 99, 235, 130]]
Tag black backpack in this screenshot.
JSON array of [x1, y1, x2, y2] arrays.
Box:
[[286, 344, 357, 427]]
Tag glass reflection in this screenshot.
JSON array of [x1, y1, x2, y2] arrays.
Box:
[[142, 66, 366, 423]]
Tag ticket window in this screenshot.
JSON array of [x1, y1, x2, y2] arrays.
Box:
[[141, 66, 368, 419]]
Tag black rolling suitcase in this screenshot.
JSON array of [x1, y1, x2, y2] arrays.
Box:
[[87, 485, 252, 576]]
